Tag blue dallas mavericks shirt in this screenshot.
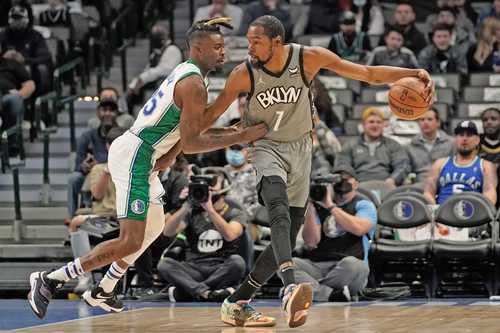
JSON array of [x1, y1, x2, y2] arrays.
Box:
[[437, 156, 484, 204]]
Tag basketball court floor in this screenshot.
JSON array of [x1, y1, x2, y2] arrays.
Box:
[[2, 299, 500, 332]]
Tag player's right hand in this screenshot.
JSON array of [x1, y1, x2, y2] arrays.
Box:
[[240, 123, 268, 143]]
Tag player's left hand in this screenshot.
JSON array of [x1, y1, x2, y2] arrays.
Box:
[[417, 69, 435, 105]]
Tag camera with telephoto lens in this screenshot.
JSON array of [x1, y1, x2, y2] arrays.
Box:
[[309, 173, 342, 202], [188, 175, 218, 204]]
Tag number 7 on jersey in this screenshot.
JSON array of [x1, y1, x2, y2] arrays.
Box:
[[273, 111, 284, 131]]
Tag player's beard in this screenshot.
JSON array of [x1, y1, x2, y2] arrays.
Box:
[[254, 45, 274, 68]]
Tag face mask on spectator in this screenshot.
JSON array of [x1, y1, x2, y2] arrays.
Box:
[[226, 149, 245, 167], [353, 0, 367, 7], [333, 179, 353, 196], [151, 34, 165, 49]]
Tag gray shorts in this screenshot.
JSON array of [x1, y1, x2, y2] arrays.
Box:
[[253, 133, 312, 207]]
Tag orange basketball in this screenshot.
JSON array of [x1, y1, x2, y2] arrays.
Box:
[[388, 77, 430, 120]]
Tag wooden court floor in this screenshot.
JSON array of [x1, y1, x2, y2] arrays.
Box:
[[9, 305, 500, 333]]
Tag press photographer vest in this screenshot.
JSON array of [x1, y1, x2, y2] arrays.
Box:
[[308, 195, 366, 262]]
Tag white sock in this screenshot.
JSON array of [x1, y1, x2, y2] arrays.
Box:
[[99, 262, 127, 293], [47, 258, 84, 282]]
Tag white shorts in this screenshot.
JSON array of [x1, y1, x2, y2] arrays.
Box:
[[107, 131, 164, 221]]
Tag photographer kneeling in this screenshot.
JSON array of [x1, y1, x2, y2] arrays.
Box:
[[294, 165, 377, 302], [157, 169, 247, 302]]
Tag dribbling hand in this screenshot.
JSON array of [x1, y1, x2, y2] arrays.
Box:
[[417, 69, 435, 105]]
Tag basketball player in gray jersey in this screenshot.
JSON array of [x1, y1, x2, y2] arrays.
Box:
[[205, 15, 435, 328]]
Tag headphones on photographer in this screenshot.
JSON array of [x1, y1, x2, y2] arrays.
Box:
[[201, 166, 232, 196]]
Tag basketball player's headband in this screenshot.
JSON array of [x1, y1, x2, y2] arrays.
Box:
[[193, 17, 234, 31]]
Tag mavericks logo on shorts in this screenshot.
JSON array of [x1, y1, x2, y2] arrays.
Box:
[[131, 199, 146, 215]]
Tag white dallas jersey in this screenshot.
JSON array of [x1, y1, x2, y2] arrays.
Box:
[[129, 59, 207, 158]]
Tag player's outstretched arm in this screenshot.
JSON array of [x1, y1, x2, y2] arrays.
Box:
[[305, 46, 434, 104], [203, 63, 250, 131], [177, 75, 266, 154]]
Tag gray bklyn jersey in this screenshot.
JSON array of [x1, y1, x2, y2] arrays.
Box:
[[243, 43, 314, 142]]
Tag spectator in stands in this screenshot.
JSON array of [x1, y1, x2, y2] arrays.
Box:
[[467, 17, 500, 73], [478, 0, 500, 25], [418, 23, 468, 75], [327, 11, 371, 63], [194, 0, 243, 35], [312, 114, 342, 173], [407, 109, 454, 183], [89, 87, 135, 129], [335, 107, 409, 186], [0, 0, 34, 27], [348, 0, 385, 35], [66, 100, 119, 220], [424, 120, 497, 205], [0, 49, 35, 156], [157, 170, 247, 302], [426, 0, 476, 40], [238, 0, 292, 40], [366, 26, 419, 68], [391, 2, 428, 55], [0, 6, 52, 68], [479, 108, 500, 208], [39, 0, 72, 27], [133, 155, 191, 298], [67, 127, 125, 294], [310, 79, 342, 134], [436, 6, 474, 55], [126, 24, 183, 112], [305, 0, 341, 35], [294, 164, 376, 302]]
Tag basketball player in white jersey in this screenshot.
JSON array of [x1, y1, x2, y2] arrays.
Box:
[[27, 18, 267, 319], [202, 15, 435, 328]]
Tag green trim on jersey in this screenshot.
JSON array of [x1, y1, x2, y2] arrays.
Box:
[[138, 102, 181, 146], [125, 142, 154, 221]]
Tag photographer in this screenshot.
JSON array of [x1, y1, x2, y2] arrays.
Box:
[[157, 169, 247, 302], [293, 165, 377, 302]]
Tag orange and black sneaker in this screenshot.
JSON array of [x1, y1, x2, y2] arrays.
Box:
[[220, 298, 276, 327], [282, 283, 313, 328]]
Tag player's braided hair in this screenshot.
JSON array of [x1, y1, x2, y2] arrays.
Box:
[[186, 17, 233, 46]]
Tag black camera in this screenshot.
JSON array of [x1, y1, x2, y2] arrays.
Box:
[[309, 173, 342, 202], [188, 175, 218, 204]]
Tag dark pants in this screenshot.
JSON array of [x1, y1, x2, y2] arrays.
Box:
[[157, 254, 246, 299], [134, 234, 172, 288], [67, 172, 85, 217]]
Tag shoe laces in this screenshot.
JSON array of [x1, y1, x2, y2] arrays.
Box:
[[237, 301, 263, 320]]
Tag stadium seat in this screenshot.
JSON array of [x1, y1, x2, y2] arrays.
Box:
[[369, 194, 434, 297], [327, 89, 353, 107], [296, 35, 330, 48], [331, 104, 346, 123], [432, 193, 496, 297], [435, 87, 456, 106], [469, 73, 500, 87], [457, 102, 500, 118], [464, 86, 500, 102], [382, 183, 425, 202], [431, 73, 461, 92]]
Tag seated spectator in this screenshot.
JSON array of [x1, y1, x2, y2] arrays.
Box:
[[366, 26, 419, 68], [424, 120, 497, 206], [0, 6, 52, 68], [436, 6, 474, 55], [193, 0, 243, 35], [67, 126, 125, 294], [478, 0, 500, 25], [126, 24, 183, 113], [89, 87, 135, 129], [391, 2, 428, 55], [39, 0, 72, 27], [312, 114, 342, 173], [0, 0, 34, 27], [305, 0, 341, 35], [479, 108, 500, 208], [426, 0, 476, 41], [158, 170, 247, 302], [238, 0, 292, 40], [294, 164, 376, 302], [66, 100, 119, 220], [407, 109, 454, 183], [350, 0, 385, 35], [335, 107, 409, 186], [327, 11, 371, 63], [418, 23, 468, 75], [311, 78, 342, 133], [467, 17, 500, 73], [0, 49, 35, 156]]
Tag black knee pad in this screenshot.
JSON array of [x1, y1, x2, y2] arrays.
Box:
[[290, 206, 306, 248], [258, 176, 289, 227]]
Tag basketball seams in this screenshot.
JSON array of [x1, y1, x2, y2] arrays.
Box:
[[388, 92, 428, 108]]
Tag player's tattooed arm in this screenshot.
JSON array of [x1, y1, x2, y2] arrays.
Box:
[[482, 160, 498, 205], [177, 76, 266, 153], [423, 158, 445, 205]]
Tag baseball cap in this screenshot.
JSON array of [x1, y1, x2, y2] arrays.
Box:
[[454, 120, 478, 135], [9, 6, 28, 20], [340, 11, 356, 25], [332, 164, 358, 180], [98, 99, 119, 111]]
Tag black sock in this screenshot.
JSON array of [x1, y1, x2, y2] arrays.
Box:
[[228, 275, 262, 302], [280, 265, 295, 287]]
